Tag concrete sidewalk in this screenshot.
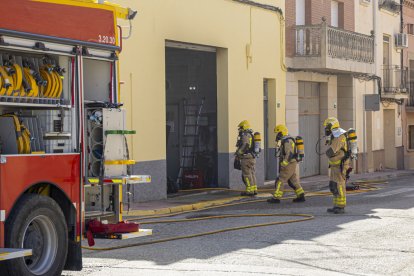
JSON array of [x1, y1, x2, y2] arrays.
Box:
[[124, 169, 414, 217]]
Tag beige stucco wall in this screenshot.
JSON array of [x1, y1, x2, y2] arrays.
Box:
[[405, 113, 414, 169], [112, 0, 286, 162], [354, 0, 373, 36], [376, 7, 403, 150], [353, 1, 403, 171]]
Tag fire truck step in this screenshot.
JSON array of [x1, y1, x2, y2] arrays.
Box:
[[0, 248, 32, 261], [85, 175, 151, 187], [127, 175, 152, 184], [93, 229, 153, 240], [85, 211, 115, 220]]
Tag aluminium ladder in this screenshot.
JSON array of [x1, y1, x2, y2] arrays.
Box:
[[176, 98, 204, 187]]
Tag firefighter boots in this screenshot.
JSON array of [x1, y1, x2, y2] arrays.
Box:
[[292, 193, 306, 203], [241, 185, 255, 196], [267, 197, 280, 204], [327, 207, 345, 214], [241, 191, 255, 196]]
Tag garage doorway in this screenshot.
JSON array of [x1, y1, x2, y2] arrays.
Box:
[[299, 81, 321, 177], [165, 43, 218, 190]]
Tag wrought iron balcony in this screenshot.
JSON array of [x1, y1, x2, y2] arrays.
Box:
[[410, 75, 414, 106], [291, 22, 375, 74], [410, 87, 414, 107], [382, 65, 409, 99]]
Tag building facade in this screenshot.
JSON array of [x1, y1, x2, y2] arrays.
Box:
[[402, 0, 414, 169], [113, 0, 286, 201], [285, 0, 406, 177]]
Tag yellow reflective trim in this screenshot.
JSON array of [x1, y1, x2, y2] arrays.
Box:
[[281, 160, 289, 166], [88, 178, 99, 184], [88, 178, 124, 184], [295, 188, 304, 196], [329, 160, 342, 165], [275, 180, 282, 192], [273, 180, 284, 198], [273, 191, 283, 198], [245, 178, 251, 187], [104, 160, 136, 165], [118, 184, 123, 221], [339, 186, 344, 197]]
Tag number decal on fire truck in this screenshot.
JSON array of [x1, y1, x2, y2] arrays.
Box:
[[98, 35, 116, 45]]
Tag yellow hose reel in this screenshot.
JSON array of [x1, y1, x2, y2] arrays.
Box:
[[0, 59, 64, 99]]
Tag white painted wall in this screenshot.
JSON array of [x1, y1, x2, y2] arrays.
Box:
[[353, 0, 403, 165]]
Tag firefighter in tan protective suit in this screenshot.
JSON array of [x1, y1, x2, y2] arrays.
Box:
[[324, 117, 350, 214], [235, 120, 257, 196], [267, 125, 305, 204]]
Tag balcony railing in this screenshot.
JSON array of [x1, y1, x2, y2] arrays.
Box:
[[382, 65, 409, 94], [295, 23, 374, 63], [410, 68, 414, 105], [295, 25, 321, 56], [410, 81, 414, 105]]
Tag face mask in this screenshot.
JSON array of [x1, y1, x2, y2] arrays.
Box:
[[275, 132, 283, 142], [324, 127, 332, 137]]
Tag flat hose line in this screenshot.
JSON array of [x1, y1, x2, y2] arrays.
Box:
[[81, 181, 387, 251]]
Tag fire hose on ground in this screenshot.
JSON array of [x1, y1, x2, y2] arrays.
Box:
[[81, 180, 387, 251]]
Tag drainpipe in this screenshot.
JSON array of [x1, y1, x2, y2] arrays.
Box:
[[363, 0, 378, 173], [400, 0, 404, 73], [400, 0, 407, 168], [373, 0, 377, 83]]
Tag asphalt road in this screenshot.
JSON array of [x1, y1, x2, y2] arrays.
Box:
[[63, 176, 414, 276]]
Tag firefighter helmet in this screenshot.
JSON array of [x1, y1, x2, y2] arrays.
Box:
[[274, 124, 288, 136], [274, 124, 288, 142], [323, 117, 340, 136], [323, 117, 340, 129], [238, 120, 251, 131]]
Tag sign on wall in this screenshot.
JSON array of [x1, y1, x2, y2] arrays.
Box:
[[364, 94, 380, 111]]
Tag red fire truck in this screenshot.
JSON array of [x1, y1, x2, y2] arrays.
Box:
[[0, 1, 147, 275]]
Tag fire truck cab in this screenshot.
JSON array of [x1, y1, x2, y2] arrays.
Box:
[[0, 1, 146, 275]]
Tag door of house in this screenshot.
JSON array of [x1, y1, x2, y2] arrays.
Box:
[[299, 81, 320, 177], [383, 109, 396, 169]]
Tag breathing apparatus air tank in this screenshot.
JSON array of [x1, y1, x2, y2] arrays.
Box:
[[295, 136, 305, 161], [347, 128, 358, 160], [253, 132, 261, 155]]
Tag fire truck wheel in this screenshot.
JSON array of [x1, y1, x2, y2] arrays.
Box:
[[4, 194, 68, 276]]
